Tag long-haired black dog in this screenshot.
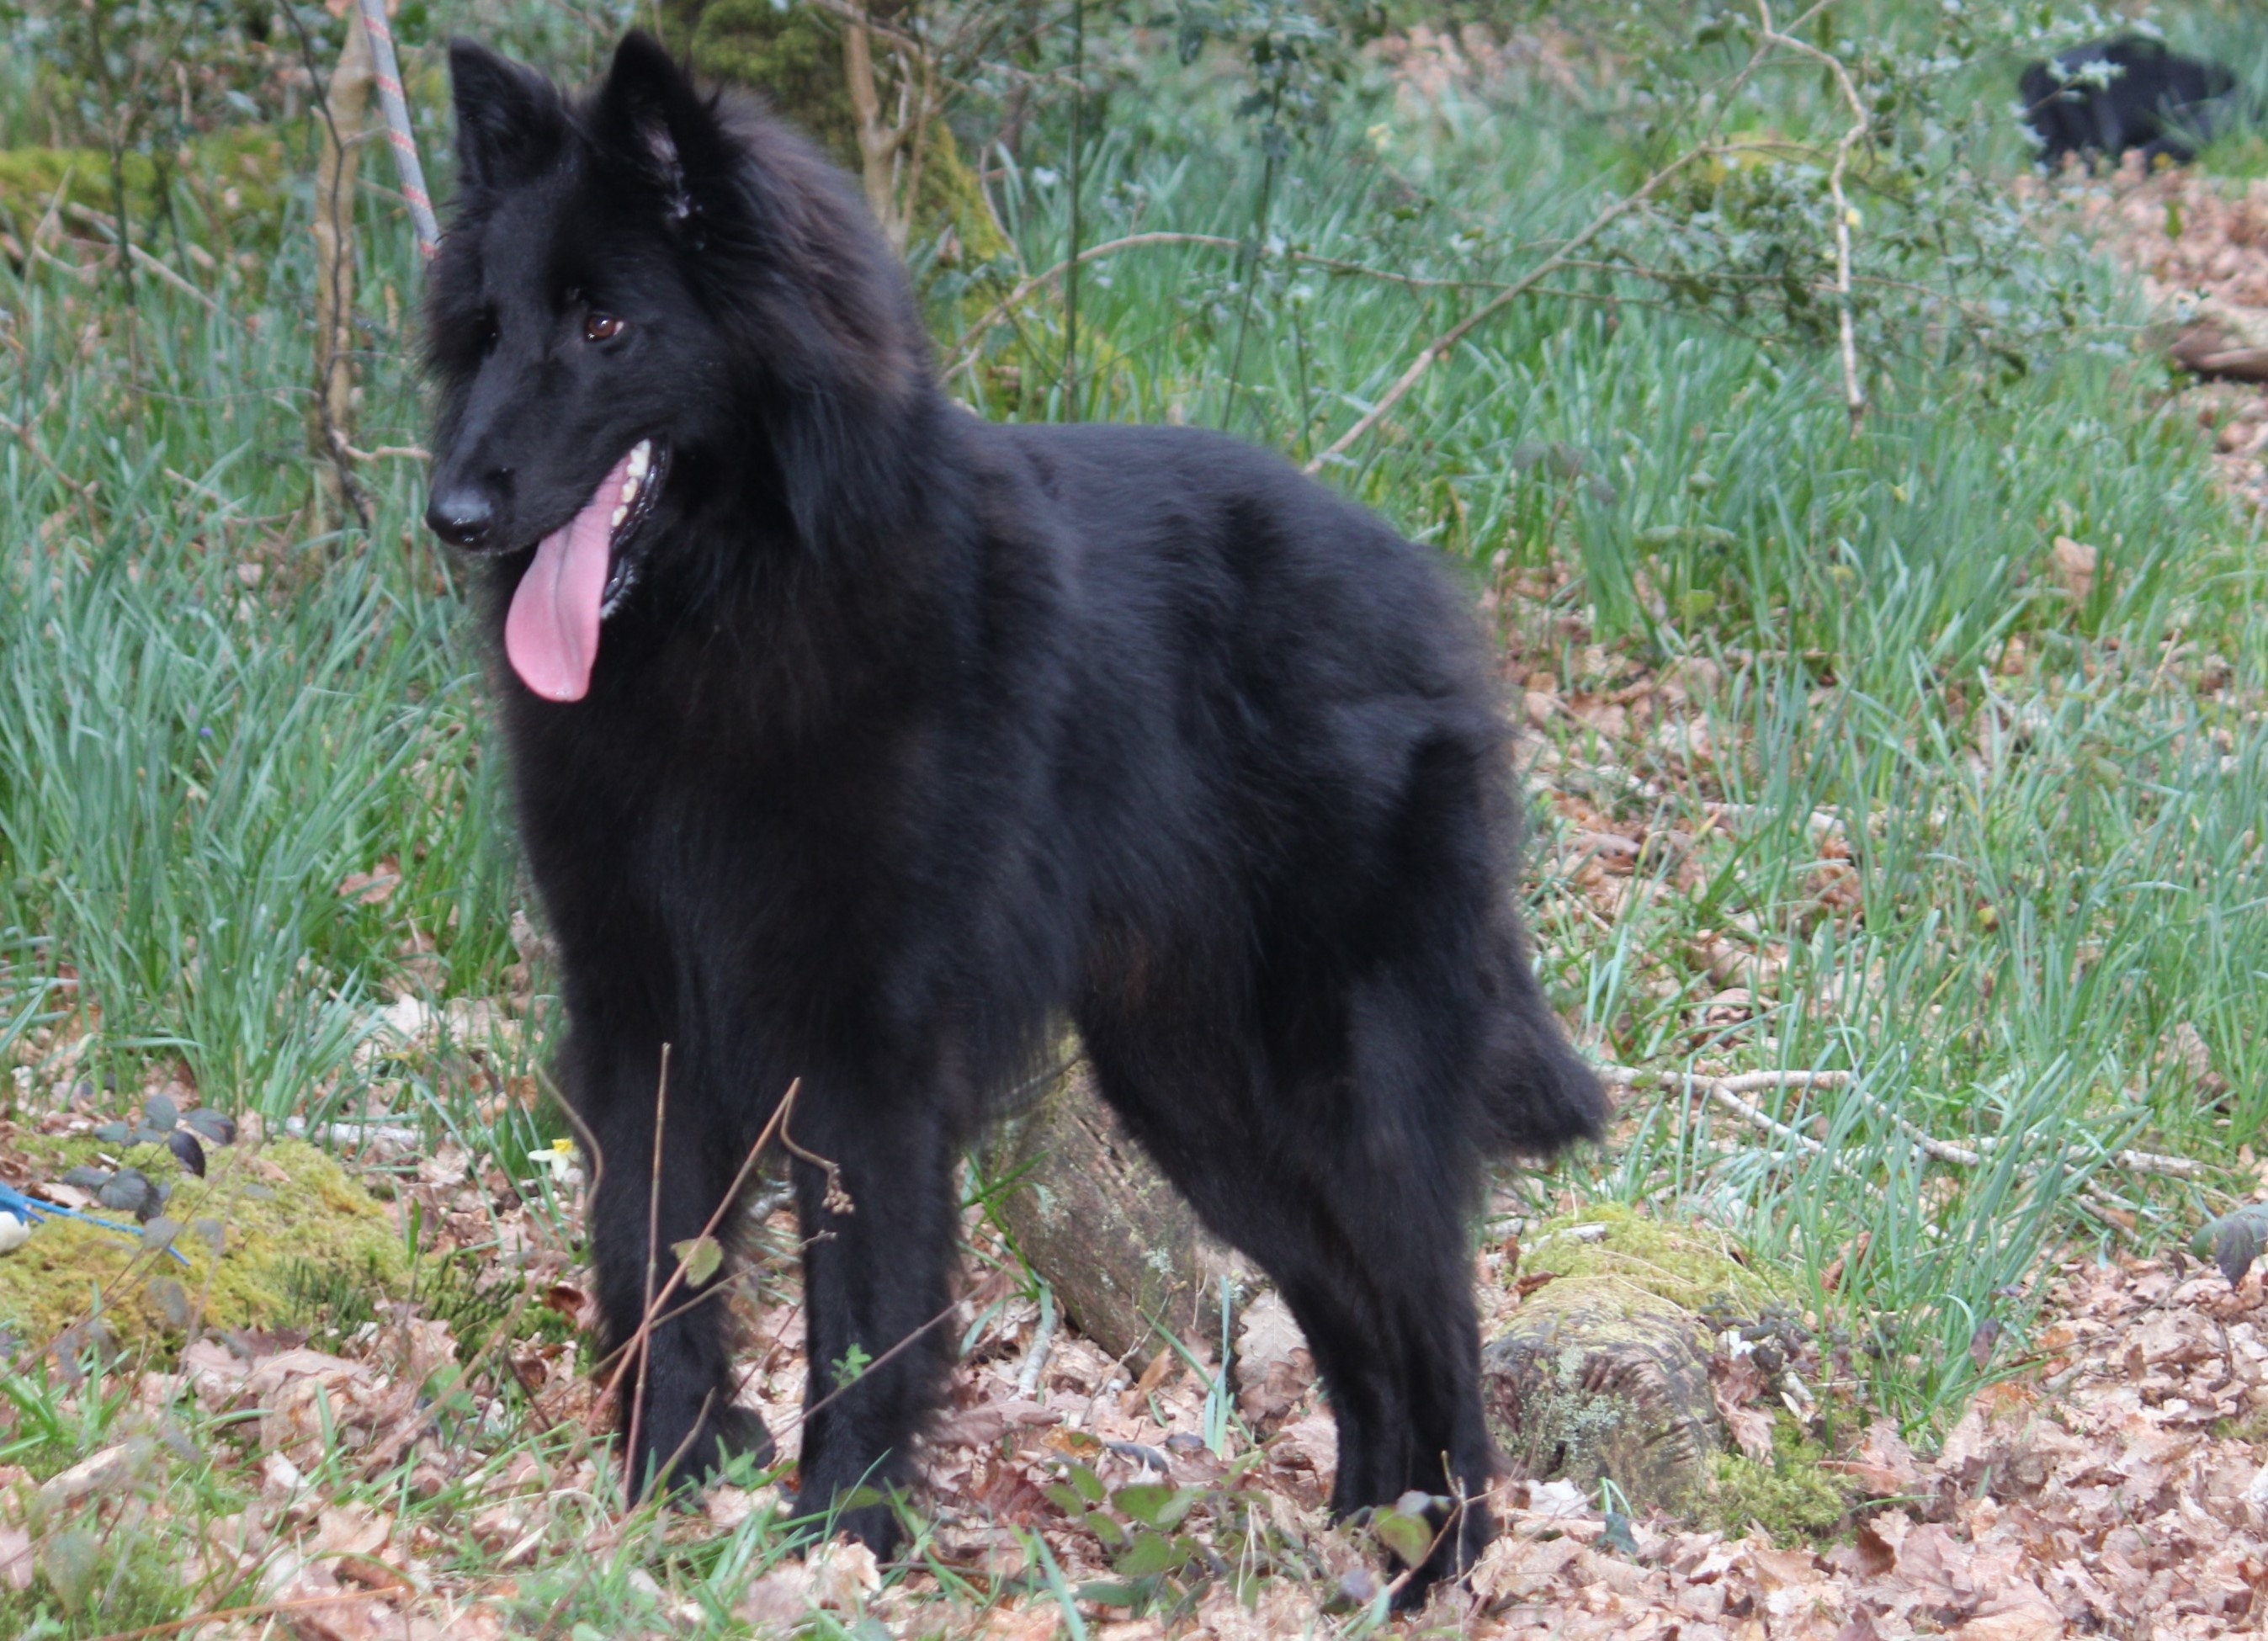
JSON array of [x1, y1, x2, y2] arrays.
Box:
[[2019, 35, 2240, 172], [423, 31, 1602, 1591]]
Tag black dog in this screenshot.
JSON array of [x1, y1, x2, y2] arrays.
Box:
[[2020, 35, 2240, 171], [422, 32, 1602, 1592]]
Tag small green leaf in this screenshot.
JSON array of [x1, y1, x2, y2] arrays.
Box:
[[1044, 1483, 1088, 1516], [144, 1091, 178, 1131], [1113, 1528, 1180, 1579], [1066, 1461, 1106, 1506], [40, 1528, 100, 1612], [1086, 1510, 1129, 1549], [1373, 1507, 1435, 1567], [1076, 1580, 1139, 1608], [671, 1234, 723, 1288], [1112, 1483, 1196, 1530]]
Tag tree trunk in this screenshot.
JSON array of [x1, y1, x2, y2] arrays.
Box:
[[311, 15, 374, 528]]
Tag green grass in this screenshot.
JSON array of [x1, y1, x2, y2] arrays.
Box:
[[1, 0, 2265, 1629]]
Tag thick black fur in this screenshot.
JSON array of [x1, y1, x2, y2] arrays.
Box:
[[2019, 35, 2241, 172], [424, 32, 1603, 1596]]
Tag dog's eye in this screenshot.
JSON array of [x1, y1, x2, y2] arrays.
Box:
[[585, 312, 626, 343]]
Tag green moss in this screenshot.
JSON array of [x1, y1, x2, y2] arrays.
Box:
[[1521, 1201, 1786, 1316], [0, 130, 285, 245], [667, 0, 856, 152], [0, 1137, 406, 1348], [1707, 1423, 1856, 1543]]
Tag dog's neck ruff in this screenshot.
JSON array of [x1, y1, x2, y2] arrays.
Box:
[[504, 440, 652, 700]]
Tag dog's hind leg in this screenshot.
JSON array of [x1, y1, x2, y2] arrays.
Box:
[[788, 1083, 961, 1560], [1078, 991, 1500, 1603], [577, 1032, 777, 1498]]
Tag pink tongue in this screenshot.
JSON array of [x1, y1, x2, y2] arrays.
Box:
[[504, 452, 632, 703]]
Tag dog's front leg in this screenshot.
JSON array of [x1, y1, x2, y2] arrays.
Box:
[[578, 1034, 775, 1497], [789, 1090, 958, 1560]]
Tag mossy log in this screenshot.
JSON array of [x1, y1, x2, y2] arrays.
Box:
[[0, 1135, 405, 1351], [1482, 1275, 1724, 1513], [987, 1056, 1251, 1373]]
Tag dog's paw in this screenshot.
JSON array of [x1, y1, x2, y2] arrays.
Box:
[[629, 1401, 778, 1499], [782, 1483, 905, 1565], [706, 1403, 778, 1472]]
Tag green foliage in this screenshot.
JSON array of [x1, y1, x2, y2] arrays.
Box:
[[0, 130, 286, 249]]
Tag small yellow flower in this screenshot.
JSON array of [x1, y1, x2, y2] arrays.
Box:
[[1845, 207, 1863, 229]]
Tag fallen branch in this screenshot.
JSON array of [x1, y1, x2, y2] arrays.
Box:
[[1604, 1063, 2207, 1185]]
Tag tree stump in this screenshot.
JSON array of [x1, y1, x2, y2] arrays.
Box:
[[1481, 1276, 1724, 1513], [986, 1056, 1252, 1373]]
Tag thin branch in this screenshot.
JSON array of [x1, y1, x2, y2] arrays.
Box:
[[598, 1078, 805, 1411], [1754, 0, 1868, 431], [624, 1041, 672, 1494], [1301, 142, 1718, 474], [1603, 1063, 2207, 1184]]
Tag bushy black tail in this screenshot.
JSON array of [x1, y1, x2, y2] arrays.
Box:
[[1475, 925, 1609, 1156]]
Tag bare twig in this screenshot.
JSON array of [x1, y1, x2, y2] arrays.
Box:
[[598, 1078, 805, 1421], [942, 231, 1549, 387], [842, 2, 907, 250], [1754, 1, 1869, 432], [60, 204, 215, 311], [82, 1590, 391, 1641], [624, 1041, 672, 1492], [1604, 1063, 2207, 1185]]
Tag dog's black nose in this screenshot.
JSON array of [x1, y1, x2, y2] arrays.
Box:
[[426, 486, 497, 547]]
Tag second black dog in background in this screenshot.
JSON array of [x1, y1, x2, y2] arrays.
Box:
[[2020, 35, 2242, 172]]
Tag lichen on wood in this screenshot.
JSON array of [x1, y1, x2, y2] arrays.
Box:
[[1482, 1274, 1724, 1513]]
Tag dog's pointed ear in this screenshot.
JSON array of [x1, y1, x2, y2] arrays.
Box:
[[594, 32, 720, 229], [449, 40, 566, 189]]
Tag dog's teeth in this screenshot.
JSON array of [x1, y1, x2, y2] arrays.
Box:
[[627, 441, 651, 479], [611, 505, 628, 528], [621, 476, 640, 504]]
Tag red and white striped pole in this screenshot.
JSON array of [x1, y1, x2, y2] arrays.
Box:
[[354, 0, 440, 261]]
